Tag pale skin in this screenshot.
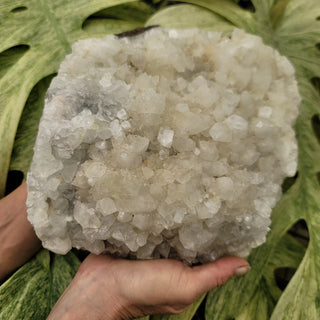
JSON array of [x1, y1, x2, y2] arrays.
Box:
[[0, 183, 250, 319]]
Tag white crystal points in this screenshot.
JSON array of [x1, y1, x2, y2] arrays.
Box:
[[27, 27, 300, 264], [157, 127, 174, 148]]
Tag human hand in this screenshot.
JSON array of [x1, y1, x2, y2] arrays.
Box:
[[0, 182, 41, 281], [0, 183, 250, 318], [48, 253, 250, 319]]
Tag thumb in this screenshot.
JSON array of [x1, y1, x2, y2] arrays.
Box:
[[187, 257, 250, 298]]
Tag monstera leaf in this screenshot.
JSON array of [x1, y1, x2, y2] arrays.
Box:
[[0, 250, 80, 319], [1, 0, 320, 319]]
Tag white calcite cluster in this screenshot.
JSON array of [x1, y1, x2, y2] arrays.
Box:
[[27, 28, 300, 264]]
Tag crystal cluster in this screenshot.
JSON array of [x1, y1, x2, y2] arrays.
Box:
[[27, 28, 300, 264]]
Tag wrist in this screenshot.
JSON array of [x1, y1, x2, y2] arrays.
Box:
[[0, 183, 41, 281], [48, 265, 132, 320]]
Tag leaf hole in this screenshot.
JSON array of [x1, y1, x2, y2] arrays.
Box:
[[316, 296, 320, 312], [72, 248, 90, 261], [316, 172, 320, 187], [237, 0, 255, 12], [0, 45, 30, 79], [282, 171, 299, 193], [287, 219, 309, 248], [311, 114, 320, 144], [5, 170, 24, 195], [311, 77, 320, 92], [10, 6, 28, 13], [274, 267, 297, 291], [311, 77, 320, 94], [273, 221, 309, 292], [191, 294, 207, 320]]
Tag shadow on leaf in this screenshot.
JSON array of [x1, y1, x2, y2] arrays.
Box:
[[282, 172, 299, 194], [311, 114, 320, 144], [237, 0, 255, 12], [10, 6, 28, 13], [274, 267, 297, 291], [5, 170, 24, 196], [0, 45, 29, 79], [82, 2, 154, 36]]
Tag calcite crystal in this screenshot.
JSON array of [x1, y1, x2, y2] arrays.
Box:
[[27, 28, 300, 264]]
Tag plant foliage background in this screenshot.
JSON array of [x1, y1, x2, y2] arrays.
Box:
[[0, 0, 320, 319]]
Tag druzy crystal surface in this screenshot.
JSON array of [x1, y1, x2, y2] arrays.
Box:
[[27, 28, 300, 264]]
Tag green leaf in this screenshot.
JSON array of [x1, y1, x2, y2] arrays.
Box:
[[175, 0, 255, 32], [146, 4, 234, 34], [81, 18, 142, 38], [150, 295, 206, 320], [0, 250, 80, 319], [0, 0, 139, 197], [9, 74, 54, 176], [205, 224, 307, 320], [83, 1, 155, 37], [270, 0, 291, 29], [0, 45, 30, 79], [91, 1, 156, 23]]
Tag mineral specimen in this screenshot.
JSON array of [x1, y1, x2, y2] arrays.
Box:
[[26, 27, 300, 264]]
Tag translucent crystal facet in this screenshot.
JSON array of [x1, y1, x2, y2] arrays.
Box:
[[27, 28, 300, 264]]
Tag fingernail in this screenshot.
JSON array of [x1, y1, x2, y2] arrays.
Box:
[[235, 265, 251, 276]]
